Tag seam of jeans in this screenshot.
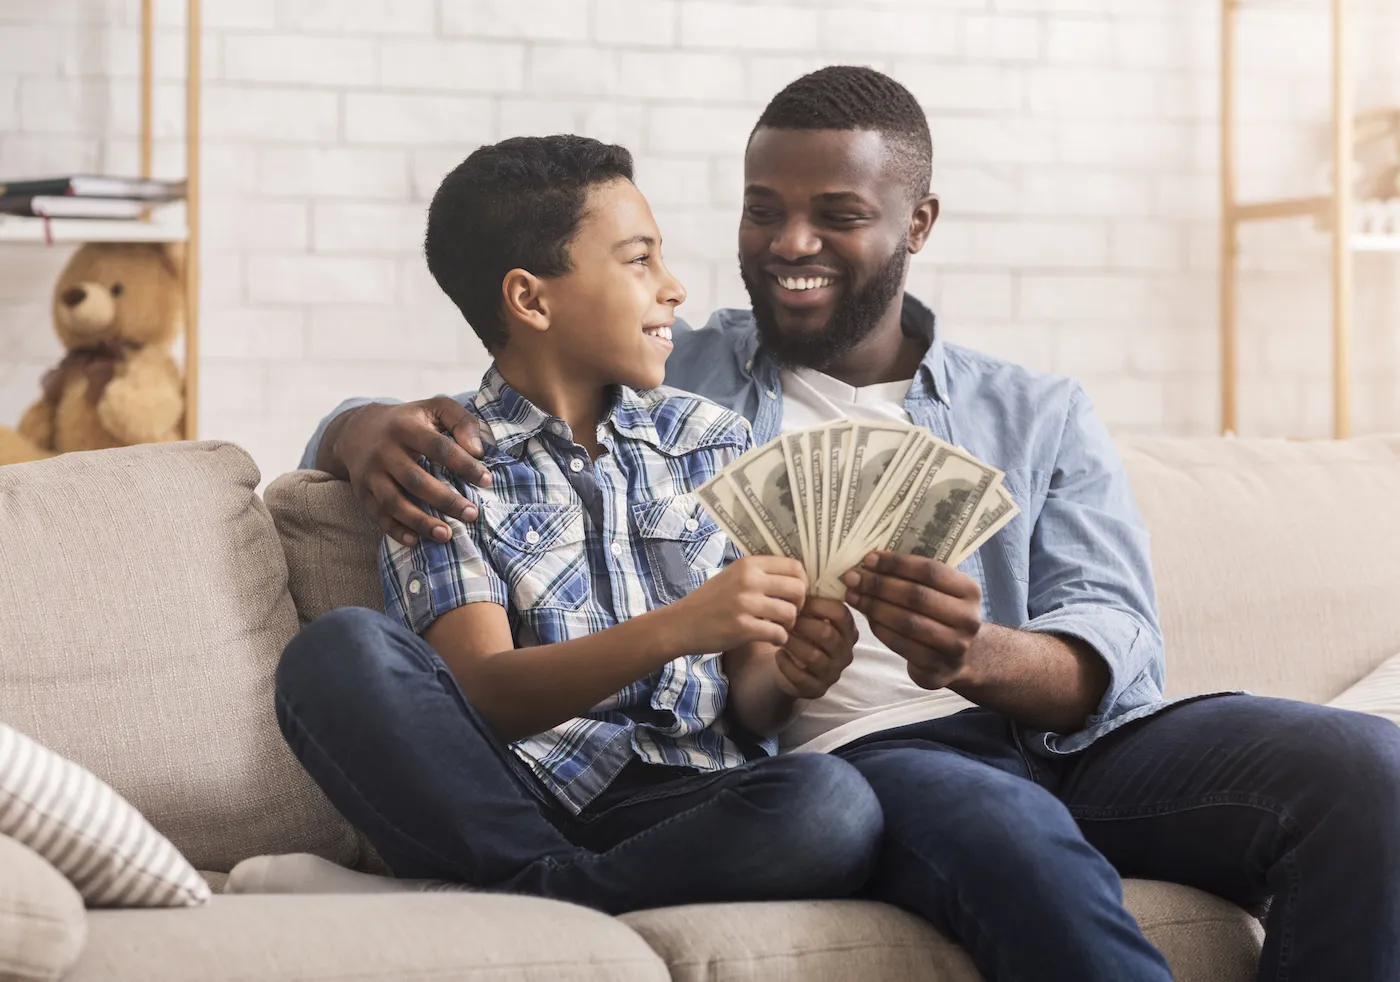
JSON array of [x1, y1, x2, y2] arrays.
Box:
[[275, 691, 474, 877], [874, 832, 999, 976], [1067, 791, 1297, 823]]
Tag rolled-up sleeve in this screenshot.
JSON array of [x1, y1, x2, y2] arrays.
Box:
[[1021, 384, 1165, 725]]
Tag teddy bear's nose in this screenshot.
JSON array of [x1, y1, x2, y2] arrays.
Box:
[[61, 287, 86, 308]]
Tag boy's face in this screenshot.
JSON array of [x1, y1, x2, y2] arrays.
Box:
[[538, 178, 685, 391]]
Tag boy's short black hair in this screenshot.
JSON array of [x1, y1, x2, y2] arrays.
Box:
[[752, 65, 932, 205], [426, 134, 634, 350]]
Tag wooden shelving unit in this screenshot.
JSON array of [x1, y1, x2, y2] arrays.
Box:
[[1, 0, 201, 439], [1220, 0, 1400, 439]]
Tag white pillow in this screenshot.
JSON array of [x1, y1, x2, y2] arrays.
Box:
[[0, 723, 209, 908], [1328, 651, 1400, 726]]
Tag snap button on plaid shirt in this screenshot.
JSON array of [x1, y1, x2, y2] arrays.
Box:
[[382, 366, 772, 813]]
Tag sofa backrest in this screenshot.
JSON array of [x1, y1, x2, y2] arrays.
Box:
[[1120, 435, 1400, 703], [270, 435, 1400, 709], [0, 442, 359, 873]]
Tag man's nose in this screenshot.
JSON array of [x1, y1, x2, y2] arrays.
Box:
[[769, 218, 821, 261]]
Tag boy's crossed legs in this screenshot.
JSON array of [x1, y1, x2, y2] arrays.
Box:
[[270, 606, 883, 915]]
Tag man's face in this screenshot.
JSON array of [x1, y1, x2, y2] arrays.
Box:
[[738, 128, 934, 370], [538, 178, 685, 391]]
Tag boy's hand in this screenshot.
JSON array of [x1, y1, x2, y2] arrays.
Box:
[[772, 597, 857, 699], [663, 556, 807, 655]]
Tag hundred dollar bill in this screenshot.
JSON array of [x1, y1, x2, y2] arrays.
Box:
[[872, 447, 1002, 564], [833, 433, 940, 568], [730, 441, 804, 561], [696, 472, 775, 558], [949, 485, 1020, 567], [830, 422, 918, 563], [819, 422, 853, 573], [779, 429, 815, 578], [805, 430, 824, 578]]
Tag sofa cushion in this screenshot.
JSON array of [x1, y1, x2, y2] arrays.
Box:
[[0, 723, 208, 908], [621, 880, 1260, 982], [0, 834, 86, 982], [1328, 650, 1400, 725], [1119, 435, 1400, 702], [0, 442, 358, 873], [67, 893, 670, 982], [264, 471, 384, 623]]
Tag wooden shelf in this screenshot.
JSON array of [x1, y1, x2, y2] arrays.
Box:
[[0, 217, 188, 244]]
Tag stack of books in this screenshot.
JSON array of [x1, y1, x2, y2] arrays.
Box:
[[0, 175, 186, 221]]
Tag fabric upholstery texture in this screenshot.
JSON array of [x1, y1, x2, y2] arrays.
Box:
[[0, 442, 357, 872], [1118, 435, 1400, 702], [264, 470, 384, 624], [0, 834, 86, 982], [65, 893, 670, 982], [622, 881, 1260, 982], [0, 723, 208, 908], [1328, 650, 1400, 725]]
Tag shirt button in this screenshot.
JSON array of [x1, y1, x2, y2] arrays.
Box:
[[524, 529, 540, 545], [684, 518, 699, 532], [550, 421, 567, 436], [765, 389, 777, 400], [610, 541, 623, 557], [569, 458, 585, 473], [744, 358, 753, 372], [408, 579, 421, 595]]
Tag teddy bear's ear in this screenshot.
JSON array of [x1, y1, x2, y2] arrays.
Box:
[[162, 242, 186, 277]]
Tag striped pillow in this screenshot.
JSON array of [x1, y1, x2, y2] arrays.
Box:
[[0, 723, 209, 908]]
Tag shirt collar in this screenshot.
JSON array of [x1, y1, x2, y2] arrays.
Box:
[[748, 293, 950, 406], [473, 365, 663, 454]]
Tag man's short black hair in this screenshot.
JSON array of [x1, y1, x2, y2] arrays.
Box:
[[425, 134, 634, 350], [752, 65, 932, 205]]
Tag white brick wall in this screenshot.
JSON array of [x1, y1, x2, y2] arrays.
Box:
[[3, 0, 1400, 483]]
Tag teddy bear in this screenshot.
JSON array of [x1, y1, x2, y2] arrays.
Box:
[[0, 242, 186, 466]]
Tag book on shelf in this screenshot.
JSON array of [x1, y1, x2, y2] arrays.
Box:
[[0, 196, 153, 220], [0, 175, 186, 201]]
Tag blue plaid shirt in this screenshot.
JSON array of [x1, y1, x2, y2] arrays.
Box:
[[381, 366, 772, 813]]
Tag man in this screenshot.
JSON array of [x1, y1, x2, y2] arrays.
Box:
[[299, 67, 1400, 981]]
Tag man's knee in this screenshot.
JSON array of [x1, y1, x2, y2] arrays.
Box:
[[1283, 707, 1400, 823], [853, 746, 1079, 877]]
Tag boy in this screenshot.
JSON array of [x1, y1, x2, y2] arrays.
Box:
[[263, 135, 882, 914]]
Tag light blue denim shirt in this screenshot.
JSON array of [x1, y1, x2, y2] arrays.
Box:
[[301, 295, 1182, 756]]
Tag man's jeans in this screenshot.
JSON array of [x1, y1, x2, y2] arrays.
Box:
[[838, 696, 1400, 981], [274, 607, 883, 915]]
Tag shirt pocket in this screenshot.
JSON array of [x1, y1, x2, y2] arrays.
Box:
[[990, 466, 1041, 584], [479, 501, 590, 612], [631, 493, 727, 605]]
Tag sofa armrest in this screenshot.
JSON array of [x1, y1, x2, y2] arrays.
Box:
[[0, 833, 86, 982], [1328, 652, 1400, 725]]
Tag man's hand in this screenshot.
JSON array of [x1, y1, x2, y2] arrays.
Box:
[[842, 551, 982, 690], [772, 596, 857, 698], [324, 398, 492, 547]]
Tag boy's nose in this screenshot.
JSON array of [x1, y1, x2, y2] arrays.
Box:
[[659, 265, 686, 307]]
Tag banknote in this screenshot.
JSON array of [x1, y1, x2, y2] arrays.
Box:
[[870, 447, 1002, 564], [697, 422, 1014, 596], [779, 429, 815, 577], [949, 485, 1020, 567], [695, 472, 774, 558], [730, 440, 804, 561]]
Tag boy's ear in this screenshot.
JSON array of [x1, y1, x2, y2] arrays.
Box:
[[500, 268, 550, 334]]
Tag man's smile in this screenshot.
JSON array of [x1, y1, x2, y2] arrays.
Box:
[[765, 264, 841, 312]]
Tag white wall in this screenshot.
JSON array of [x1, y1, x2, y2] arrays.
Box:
[[2, 0, 1399, 482]]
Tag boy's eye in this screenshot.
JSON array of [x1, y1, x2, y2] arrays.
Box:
[[630, 253, 650, 265]]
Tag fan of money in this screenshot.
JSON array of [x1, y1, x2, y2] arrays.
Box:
[[697, 422, 1020, 599]]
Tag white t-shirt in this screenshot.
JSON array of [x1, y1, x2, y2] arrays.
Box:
[[777, 366, 975, 754]]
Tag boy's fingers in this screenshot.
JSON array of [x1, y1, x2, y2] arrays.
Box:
[[749, 596, 799, 630]]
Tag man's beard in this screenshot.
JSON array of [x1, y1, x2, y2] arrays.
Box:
[[741, 240, 908, 372]]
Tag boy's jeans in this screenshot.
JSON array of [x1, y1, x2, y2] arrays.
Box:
[[273, 607, 883, 915]]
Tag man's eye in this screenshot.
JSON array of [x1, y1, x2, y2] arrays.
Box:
[[744, 205, 778, 221], [826, 214, 864, 225]]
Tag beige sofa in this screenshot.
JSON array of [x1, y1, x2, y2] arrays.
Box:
[[4, 434, 1400, 981]]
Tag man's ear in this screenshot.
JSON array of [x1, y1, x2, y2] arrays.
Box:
[[906, 194, 940, 255], [500, 268, 550, 334]]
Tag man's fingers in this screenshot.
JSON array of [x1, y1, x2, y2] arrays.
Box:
[[843, 568, 980, 635], [403, 418, 491, 494], [390, 452, 478, 523], [799, 595, 847, 625], [364, 471, 452, 545], [427, 396, 484, 456], [790, 615, 844, 660], [858, 595, 965, 653], [774, 649, 824, 697], [779, 631, 825, 671], [859, 551, 980, 600]]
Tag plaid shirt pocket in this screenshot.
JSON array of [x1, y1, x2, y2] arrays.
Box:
[[479, 501, 590, 614], [631, 492, 727, 605]]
